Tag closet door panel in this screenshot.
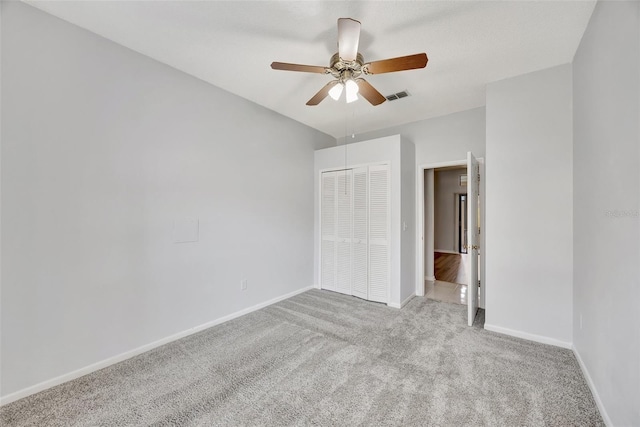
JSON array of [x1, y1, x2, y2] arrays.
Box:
[[320, 172, 337, 291], [352, 167, 368, 299], [335, 170, 353, 295], [368, 165, 390, 303]]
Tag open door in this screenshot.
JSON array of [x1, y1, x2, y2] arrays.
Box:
[[467, 152, 479, 326]]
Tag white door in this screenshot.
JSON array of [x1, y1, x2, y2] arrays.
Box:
[[320, 172, 337, 291], [352, 167, 368, 299], [368, 164, 390, 303], [335, 170, 353, 295], [467, 152, 480, 326]]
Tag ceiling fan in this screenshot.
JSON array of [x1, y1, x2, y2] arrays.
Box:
[[271, 18, 428, 106]]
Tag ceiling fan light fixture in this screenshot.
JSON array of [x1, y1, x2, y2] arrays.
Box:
[[272, 18, 427, 106], [345, 79, 359, 103], [328, 82, 344, 101]]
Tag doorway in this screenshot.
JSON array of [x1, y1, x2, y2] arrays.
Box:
[[428, 166, 468, 305], [415, 155, 485, 325]]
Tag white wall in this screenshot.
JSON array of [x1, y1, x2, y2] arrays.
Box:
[[0, 0, 3, 397], [0, 2, 334, 399], [339, 107, 485, 166], [572, 1, 640, 425], [400, 140, 416, 304], [434, 168, 467, 253], [485, 64, 573, 347], [314, 135, 415, 307]]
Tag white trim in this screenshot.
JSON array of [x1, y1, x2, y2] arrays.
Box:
[[478, 160, 486, 310], [418, 160, 469, 170], [401, 293, 415, 307], [316, 169, 323, 291], [424, 275, 436, 281], [0, 286, 313, 406], [434, 249, 459, 255], [388, 293, 415, 309], [484, 323, 572, 349], [572, 345, 612, 427]]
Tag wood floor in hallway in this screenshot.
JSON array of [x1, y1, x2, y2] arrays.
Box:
[[434, 252, 467, 285]]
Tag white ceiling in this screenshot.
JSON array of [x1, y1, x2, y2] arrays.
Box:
[[26, 1, 596, 138]]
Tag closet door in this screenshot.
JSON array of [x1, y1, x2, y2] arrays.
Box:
[[368, 165, 390, 303], [320, 171, 337, 291], [351, 167, 368, 299], [334, 169, 353, 295]]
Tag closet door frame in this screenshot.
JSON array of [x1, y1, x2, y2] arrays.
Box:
[[318, 162, 391, 304]]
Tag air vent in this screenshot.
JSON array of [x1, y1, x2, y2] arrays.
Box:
[[385, 90, 410, 101]]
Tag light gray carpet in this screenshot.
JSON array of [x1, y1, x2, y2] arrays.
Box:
[[1, 290, 602, 426]]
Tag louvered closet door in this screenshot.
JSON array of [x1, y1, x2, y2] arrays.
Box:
[[320, 172, 337, 291], [351, 167, 368, 299], [368, 165, 390, 303], [334, 169, 353, 295]]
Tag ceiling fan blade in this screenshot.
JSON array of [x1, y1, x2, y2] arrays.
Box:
[[306, 81, 340, 106], [365, 53, 428, 74], [338, 18, 361, 61], [271, 62, 328, 74], [356, 79, 386, 106]]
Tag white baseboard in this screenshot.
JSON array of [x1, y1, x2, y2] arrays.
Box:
[[572, 345, 612, 427], [388, 293, 416, 309], [401, 293, 416, 308], [0, 286, 313, 406], [435, 249, 459, 255], [484, 323, 572, 349], [424, 275, 436, 281]]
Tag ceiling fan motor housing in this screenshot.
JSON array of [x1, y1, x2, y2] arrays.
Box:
[[329, 52, 365, 81]]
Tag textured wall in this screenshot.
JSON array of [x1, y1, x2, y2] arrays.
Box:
[[1, 1, 333, 397], [572, 1, 640, 425], [485, 64, 574, 346]]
